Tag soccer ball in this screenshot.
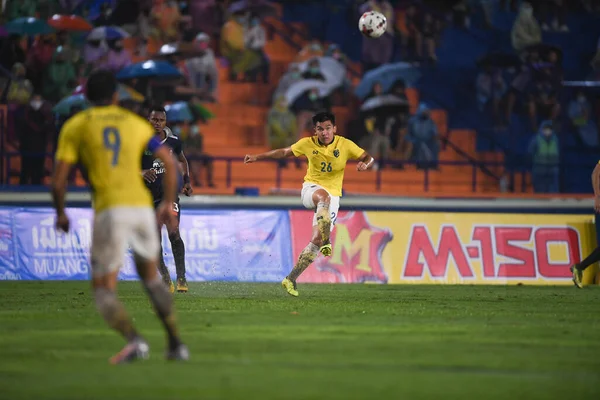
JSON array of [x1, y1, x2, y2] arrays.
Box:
[[358, 11, 387, 38]]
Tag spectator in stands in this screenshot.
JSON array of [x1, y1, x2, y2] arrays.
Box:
[[221, 13, 260, 81], [406, 103, 440, 169], [531, 0, 568, 32], [360, 0, 394, 71], [177, 123, 215, 187], [15, 93, 52, 185], [267, 96, 300, 168], [420, 11, 440, 62], [290, 88, 331, 137], [184, 33, 219, 101], [476, 66, 507, 126], [528, 78, 560, 132], [273, 64, 302, 101], [98, 38, 132, 73], [152, 0, 182, 42], [245, 15, 269, 83], [401, 3, 422, 61], [0, 35, 25, 71], [568, 90, 598, 147], [295, 40, 323, 62], [365, 81, 384, 101], [26, 35, 56, 91], [302, 58, 326, 81], [511, 2, 542, 53], [7, 63, 33, 105], [42, 46, 77, 104], [528, 120, 559, 193], [362, 115, 391, 170]]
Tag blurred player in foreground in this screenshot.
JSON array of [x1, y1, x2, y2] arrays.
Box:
[[51, 70, 189, 363], [143, 107, 193, 293], [244, 111, 374, 296], [571, 162, 600, 288]]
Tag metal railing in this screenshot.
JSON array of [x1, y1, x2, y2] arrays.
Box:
[[1, 151, 531, 193]]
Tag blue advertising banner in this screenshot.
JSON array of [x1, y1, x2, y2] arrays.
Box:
[[0, 207, 293, 281]]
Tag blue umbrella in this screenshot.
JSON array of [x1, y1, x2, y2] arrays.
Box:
[[87, 26, 129, 41], [165, 102, 194, 123], [355, 62, 421, 100], [116, 60, 182, 80], [52, 94, 91, 116], [5, 17, 54, 36]]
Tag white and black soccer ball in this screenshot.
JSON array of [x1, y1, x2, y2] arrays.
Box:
[[358, 11, 387, 39]]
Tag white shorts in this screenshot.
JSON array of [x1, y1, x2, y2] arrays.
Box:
[[301, 182, 340, 231], [90, 207, 159, 277]]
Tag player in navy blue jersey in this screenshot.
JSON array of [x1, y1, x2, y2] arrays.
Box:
[[142, 106, 193, 293]]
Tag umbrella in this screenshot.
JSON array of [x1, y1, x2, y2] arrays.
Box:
[[360, 94, 409, 113], [285, 79, 336, 105], [354, 62, 421, 100], [5, 17, 54, 35], [228, 0, 276, 17], [73, 83, 145, 102], [165, 102, 193, 122], [53, 94, 90, 116], [477, 52, 521, 69], [87, 26, 129, 41], [116, 60, 183, 80], [165, 102, 215, 123], [298, 56, 346, 88], [48, 15, 93, 32]]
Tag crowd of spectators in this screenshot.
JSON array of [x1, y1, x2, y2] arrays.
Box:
[[0, 0, 233, 187]]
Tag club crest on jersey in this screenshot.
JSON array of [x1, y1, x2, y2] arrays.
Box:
[[333, 149, 340, 158], [313, 150, 318, 155]]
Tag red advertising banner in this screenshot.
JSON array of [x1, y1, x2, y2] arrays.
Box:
[[289, 210, 598, 285]]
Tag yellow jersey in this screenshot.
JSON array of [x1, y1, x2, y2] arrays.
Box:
[[291, 135, 365, 197], [55, 105, 155, 213]]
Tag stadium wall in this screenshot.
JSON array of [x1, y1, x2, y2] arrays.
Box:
[[0, 192, 598, 285]]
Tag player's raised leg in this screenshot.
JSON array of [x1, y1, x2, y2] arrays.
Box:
[[282, 224, 326, 297]]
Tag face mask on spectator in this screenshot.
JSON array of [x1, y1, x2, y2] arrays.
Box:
[[309, 67, 320, 74], [290, 71, 300, 79], [309, 91, 318, 101], [191, 125, 200, 136], [173, 126, 182, 136], [30, 100, 42, 110], [542, 128, 552, 137], [251, 18, 259, 26]]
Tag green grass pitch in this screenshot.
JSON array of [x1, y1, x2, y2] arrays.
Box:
[[0, 282, 599, 399]]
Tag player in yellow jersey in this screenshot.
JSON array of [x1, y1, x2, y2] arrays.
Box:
[[51, 70, 189, 363], [244, 111, 374, 296]]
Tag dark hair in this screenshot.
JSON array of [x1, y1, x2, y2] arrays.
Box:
[[148, 106, 166, 116], [312, 111, 335, 126], [86, 69, 117, 104]]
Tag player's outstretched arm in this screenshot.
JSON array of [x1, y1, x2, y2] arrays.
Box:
[[244, 146, 294, 164], [356, 151, 375, 171], [51, 160, 74, 232]]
